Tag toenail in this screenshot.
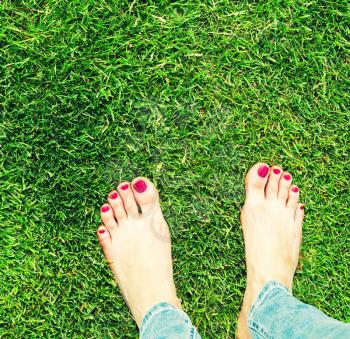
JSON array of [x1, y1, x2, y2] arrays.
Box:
[[110, 192, 118, 199], [101, 206, 110, 213], [273, 169, 281, 174], [98, 229, 105, 234], [292, 186, 299, 193], [133, 179, 147, 193], [284, 174, 291, 180], [120, 184, 129, 190], [257, 165, 269, 178], [300, 205, 304, 210]]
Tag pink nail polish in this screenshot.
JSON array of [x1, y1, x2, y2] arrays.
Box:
[[257, 165, 269, 178], [101, 206, 109, 213], [110, 192, 118, 199], [300, 205, 304, 210], [292, 186, 299, 193], [284, 174, 291, 180], [99, 229, 105, 234], [120, 184, 129, 190], [273, 169, 281, 175], [133, 179, 147, 193]]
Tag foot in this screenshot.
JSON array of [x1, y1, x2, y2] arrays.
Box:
[[97, 177, 181, 326], [237, 163, 305, 338]]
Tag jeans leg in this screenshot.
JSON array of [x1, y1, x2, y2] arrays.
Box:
[[248, 281, 350, 339], [140, 302, 201, 339]]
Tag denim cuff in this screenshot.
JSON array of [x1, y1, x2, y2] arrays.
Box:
[[140, 302, 198, 338], [247, 280, 350, 339], [248, 281, 290, 337]]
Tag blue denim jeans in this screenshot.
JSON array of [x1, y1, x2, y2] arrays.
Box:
[[139, 281, 350, 338], [140, 302, 201, 338], [249, 281, 350, 338]]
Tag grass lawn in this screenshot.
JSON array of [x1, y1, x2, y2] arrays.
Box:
[[1, 0, 349, 337]]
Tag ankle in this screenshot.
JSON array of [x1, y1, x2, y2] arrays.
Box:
[[245, 275, 266, 305], [237, 308, 251, 339], [247, 269, 293, 295]]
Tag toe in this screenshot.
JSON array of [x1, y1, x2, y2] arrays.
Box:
[[294, 203, 304, 242], [131, 177, 159, 216], [295, 203, 305, 224], [117, 182, 139, 219], [287, 185, 299, 209], [245, 163, 270, 200], [107, 190, 127, 221], [100, 204, 118, 231], [278, 172, 292, 202], [97, 226, 113, 261], [265, 166, 283, 200]]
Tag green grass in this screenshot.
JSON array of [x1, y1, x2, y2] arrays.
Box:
[[1, 0, 349, 337]]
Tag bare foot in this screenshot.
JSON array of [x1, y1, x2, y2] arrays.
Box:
[[237, 163, 305, 338], [97, 177, 181, 326]]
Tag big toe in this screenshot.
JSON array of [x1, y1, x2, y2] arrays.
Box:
[[132, 177, 159, 216], [245, 163, 270, 200]]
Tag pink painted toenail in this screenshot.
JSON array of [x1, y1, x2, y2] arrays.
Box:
[[110, 192, 118, 199], [273, 169, 281, 174], [300, 205, 304, 210], [133, 179, 147, 193], [101, 206, 109, 213], [99, 229, 105, 234], [292, 186, 299, 193], [120, 184, 129, 190], [257, 165, 269, 178], [284, 174, 291, 180]]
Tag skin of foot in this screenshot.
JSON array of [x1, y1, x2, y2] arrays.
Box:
[[237, 163, 305, 339], [97, 177, 181, 327]]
